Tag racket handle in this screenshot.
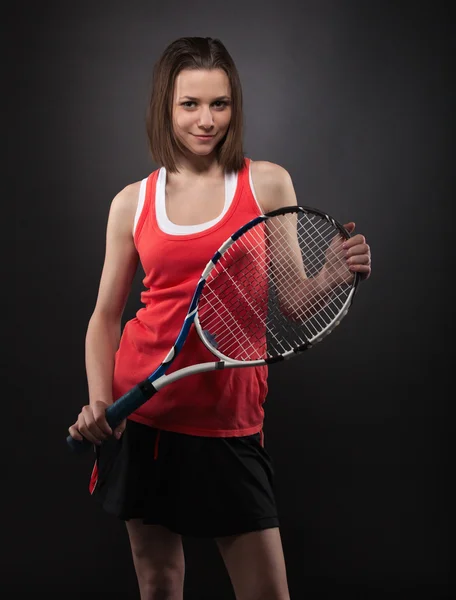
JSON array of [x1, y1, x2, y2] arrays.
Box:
[[66, 379, 157, 453], [66, 434, 93, 453]]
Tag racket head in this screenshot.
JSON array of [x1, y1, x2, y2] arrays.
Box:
[[194, 205, 359, 364]]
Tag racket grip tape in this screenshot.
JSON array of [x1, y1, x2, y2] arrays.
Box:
[[66, 379, 157, 454]]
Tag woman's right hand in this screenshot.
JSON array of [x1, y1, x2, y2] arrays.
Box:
[[68, 401, 126, 445]]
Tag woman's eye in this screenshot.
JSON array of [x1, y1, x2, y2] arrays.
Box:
[[181, 100, 229, 109]]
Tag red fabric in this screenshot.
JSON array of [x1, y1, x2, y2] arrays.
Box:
[[113, 158, 268, 437], [89, 461, 98, 494]]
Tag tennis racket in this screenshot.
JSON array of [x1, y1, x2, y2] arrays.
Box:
[[67, 205, 359, 453]]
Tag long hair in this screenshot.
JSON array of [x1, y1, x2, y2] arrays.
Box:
[[146, 37, 244, 173]]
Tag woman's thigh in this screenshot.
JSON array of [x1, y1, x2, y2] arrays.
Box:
[[126, 520, 185, 593], [215, 527, 290, 600]]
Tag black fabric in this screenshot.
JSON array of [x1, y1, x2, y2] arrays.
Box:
[[91, 419, 279, 538]]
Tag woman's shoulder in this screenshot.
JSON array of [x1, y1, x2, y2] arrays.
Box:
[[249, 159, 290, 180], [106, 180, 144, 228], [113, 180, 143, 204], [249, 160, 297, 213], [110, 180, 143, 210]]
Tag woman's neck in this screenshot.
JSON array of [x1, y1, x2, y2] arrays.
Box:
[[172, 150, 222, 178]]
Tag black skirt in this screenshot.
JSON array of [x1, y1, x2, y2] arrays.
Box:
[[90, 419, 279, 538]]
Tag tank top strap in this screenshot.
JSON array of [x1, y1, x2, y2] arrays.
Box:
[[238, 157, 263, 216], [134, 168, 160, 246]]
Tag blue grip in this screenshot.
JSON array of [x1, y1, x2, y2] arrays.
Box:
[[66, 379, 157, 453]]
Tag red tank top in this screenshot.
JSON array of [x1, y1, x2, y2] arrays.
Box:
[[112, 158, 268, 437]]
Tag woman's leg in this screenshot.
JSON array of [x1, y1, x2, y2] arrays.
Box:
[[126, 520, 185, 600], [215, 527, 290, 600]]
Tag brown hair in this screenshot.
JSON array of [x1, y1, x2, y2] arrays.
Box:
[[146, 37, 244, 173]]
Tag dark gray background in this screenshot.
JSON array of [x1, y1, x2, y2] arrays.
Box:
[[6, 0, 452, 598]]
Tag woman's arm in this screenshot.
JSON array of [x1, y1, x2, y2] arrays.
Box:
[[68, 182, 140, 444], [250, 161, 358, 320]]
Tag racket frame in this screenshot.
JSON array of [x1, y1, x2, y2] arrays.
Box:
[[194, 205, 359, 362]]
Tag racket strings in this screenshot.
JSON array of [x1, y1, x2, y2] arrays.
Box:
[[198, 211, 354, 361], [265, 214, 352, 326], [268, 216, 348, 310], [200, 239, 273, 358]]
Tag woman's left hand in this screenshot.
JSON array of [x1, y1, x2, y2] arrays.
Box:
[[343, 222, 371, 280]]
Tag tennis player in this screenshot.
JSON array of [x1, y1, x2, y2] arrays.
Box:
[[68, 36, 371, 600]]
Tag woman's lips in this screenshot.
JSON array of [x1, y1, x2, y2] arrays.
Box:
[[192, 134, 215, 141]]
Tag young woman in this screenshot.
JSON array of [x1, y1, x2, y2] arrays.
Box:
[[68, 37, 371, 600]]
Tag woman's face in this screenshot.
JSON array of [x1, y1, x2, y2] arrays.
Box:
[[172, 68, 232, 157]]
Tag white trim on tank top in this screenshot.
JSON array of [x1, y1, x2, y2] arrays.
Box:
[[133, 178, 148, 236], [133, 161, 262, 237]]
